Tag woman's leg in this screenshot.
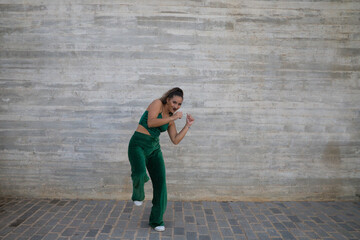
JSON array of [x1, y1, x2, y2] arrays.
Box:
[[128, 145, 150, 201], [147, 148, 167, 228]]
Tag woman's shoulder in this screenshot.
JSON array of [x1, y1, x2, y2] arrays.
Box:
[[146, 99, 163, 112], [152, 99, 162, 105]]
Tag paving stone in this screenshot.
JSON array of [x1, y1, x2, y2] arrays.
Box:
[[304, 231, 321, 239], [314, 227, 331, 237], [0, 199, 359, 240], [46, 218, 60, 227], [251, 223, 265, 231], [330, 216, 344, 223], [282, 221, 297, 228], [22, 227, 41, 236], [234, 235, 247, 240], [207, 222, 218, 231], [11, 225, 29, 234], [30, 235, 44, 240], [111, 228, 124, 238], [85, 228, 99, 238], [136, 228, 149, 238], [161, 237, 172, 240], [243, 228, 257, 239], [237, 219, 251, 229], [106, 217, 117, 225], [246, 216, 258, 223], [287, 215, 301, 223], [209, 231, 222, 239], [123, 230, 136, 239], [174, 227, 185, 235], [186, 231, 197, 240], [231, 225, 243, 234], [266, 215, 279, 223], [197, 226, 209, 235], [270, 208, 281, 214], [196, 217, 206, 225], [266, 228, 280, 237], [62, 227, 76, 237], [275, 215, 289, 222], [174, 236, 186, 240], [339, 223, 356, 231], [198, 235, 210, 240], [43, 233, 59, 240], [185, 216, 195, 223], [337, 228, 355, 239], [227, 219, 238, 226], [290, 228, 307, 237], [92, 220, 106, 229], [352, 232, 360, 238], [279, 230, 296, 240], [205, 215, 215, 223], [297, 222, 312, 231], [185, 223, 197, 232], [101, 224, 112, 234], [220, 227, 233, 237], [149, 232, 160, 240], [261, 220, 273, 228], [320, 224, 337, 232], [4, 233, 22, 240], [256, 232, 271, 240], [215, 213, 226, 220], [78, 223, 92, 232], [330, 232, 348, 240], [204, 209, 213, 215], [96, 234, 110, 240], [273, 222, 287, 231]]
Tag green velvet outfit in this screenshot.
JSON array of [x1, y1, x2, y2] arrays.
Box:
[[128, 111, 169, 228]]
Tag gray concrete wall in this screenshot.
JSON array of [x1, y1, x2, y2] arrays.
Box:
[[0, 0, 359, 201]]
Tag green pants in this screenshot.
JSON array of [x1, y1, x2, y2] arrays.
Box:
[[128, 131, 167, 227]]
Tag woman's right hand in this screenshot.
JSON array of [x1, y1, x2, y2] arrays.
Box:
[[171, 111, 183, 121]]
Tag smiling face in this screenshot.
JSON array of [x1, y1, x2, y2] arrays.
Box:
[[166, 95, 183, 114]]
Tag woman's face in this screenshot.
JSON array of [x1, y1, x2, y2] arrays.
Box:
[[166, 95, 183, 114]]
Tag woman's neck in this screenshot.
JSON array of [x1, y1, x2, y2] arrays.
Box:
[[162, 104, 170, 117]]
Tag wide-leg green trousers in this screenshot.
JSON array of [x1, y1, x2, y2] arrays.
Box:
[[128, 131, 167, 228]]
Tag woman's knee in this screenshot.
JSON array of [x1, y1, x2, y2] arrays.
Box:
[[132, 171, 149, 181]]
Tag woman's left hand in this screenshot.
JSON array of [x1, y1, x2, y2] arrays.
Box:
[[186, 113, 195, 128]]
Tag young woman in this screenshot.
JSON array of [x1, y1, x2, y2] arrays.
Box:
[[128, 87, 194, 232]]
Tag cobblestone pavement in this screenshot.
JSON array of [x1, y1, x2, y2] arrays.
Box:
[[0, 198, 359, 240]]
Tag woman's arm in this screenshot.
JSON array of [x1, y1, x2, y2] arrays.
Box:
[[147, 99, 182, 127], [167, 114, 194, 145]]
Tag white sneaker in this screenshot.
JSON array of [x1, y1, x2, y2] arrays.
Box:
[[154, 226, 165, 232], [133, 201, 143, 206]]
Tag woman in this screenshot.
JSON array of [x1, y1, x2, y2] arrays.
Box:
[[128, 87, 194, 232]]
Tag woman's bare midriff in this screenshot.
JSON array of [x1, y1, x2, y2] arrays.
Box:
[[136, 124, 151, 135]]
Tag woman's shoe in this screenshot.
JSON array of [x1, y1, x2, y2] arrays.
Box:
[[133, 201, 143, 206], [154, 226, 165, 232]]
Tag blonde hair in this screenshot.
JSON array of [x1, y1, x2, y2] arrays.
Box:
[[159, 87, 183, 104]]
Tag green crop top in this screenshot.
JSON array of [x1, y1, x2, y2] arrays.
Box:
[[139, 111, 169, 137]]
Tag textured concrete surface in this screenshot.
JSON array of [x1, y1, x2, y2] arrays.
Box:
[[0, 0, 360, 200], [0, 198, 360, 240]]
